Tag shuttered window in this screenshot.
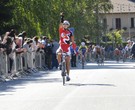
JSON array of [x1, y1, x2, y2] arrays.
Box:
[[131, 18, 135, 28], [115, 18, 121, 29]]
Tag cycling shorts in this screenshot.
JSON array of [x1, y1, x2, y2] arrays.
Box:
[[56, 46, 71, 56]]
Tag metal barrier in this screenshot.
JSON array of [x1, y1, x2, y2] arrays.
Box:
[[0, 50, 47, 82]]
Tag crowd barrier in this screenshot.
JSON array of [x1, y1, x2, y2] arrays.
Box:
[[0, 50, 47, 81]]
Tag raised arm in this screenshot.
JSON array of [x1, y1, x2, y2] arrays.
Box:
[[59, 12, 64, 28]]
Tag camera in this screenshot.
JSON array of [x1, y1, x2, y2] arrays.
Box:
[[0, 37, 13, 49], [0, 43, 6, 48], [18, 31, 26, 38], [8, 29, 16, 38]]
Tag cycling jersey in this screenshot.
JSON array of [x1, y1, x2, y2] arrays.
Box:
[[79, 46, 87, 55], [58, 14, 75, 53], [59, 26, 74, 52]]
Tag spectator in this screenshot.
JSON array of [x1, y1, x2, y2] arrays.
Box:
[[45, 39, 53, 69], [1, 32, 14, 74], [131, 41, 135, 58], [70, 44, 77, 67], [52, 39, 59, 69], [18, 31, 27, 46], [114, 48, 120, 59], [41, 36, 47, 46]]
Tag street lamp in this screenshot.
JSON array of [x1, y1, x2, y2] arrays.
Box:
[[95, 4, 100, 45], [128, 4, 131, 40]]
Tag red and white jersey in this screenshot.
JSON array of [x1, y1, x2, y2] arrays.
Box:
[[59, 27, 71, 52]]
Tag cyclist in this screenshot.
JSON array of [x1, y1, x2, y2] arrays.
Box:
[[114, 48, 120, 62], [56, 12, 76, 81], [79, 42, 88, 62], [93, 45, 101, 58], [93, 45, 104, 63]]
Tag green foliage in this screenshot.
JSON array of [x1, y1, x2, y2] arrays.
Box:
[[0, 0, 14, 34], [1, 0, 113, 41], [106, 29, 124, 48]]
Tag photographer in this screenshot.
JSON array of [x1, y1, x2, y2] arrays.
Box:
[[0, 31, 14, 74], [18, 31, 26, 47], [0, 31, 13, 55]]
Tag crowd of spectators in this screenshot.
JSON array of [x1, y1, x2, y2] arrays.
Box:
[[0, 29, 135, 76], [0, 29, 60, 75]]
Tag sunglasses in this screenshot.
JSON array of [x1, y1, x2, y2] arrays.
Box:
[[63, 23, 69, 25]]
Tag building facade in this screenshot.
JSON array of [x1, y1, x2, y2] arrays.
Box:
[[102, 0, 135, 41]]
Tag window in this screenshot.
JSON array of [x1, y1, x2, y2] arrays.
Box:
[[131, 18, 135, 28], [103, 18, 107, 28], [115, 18, 121, 29]]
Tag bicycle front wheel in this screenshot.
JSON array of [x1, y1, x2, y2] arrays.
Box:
[[62, 76, 66, 85], [82, 56, 84, 69], [61, 61, 66, 85]]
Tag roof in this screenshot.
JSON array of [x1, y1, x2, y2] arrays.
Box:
[[110, 0, 135, 13]]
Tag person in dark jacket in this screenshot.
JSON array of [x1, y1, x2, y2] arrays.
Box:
[[52, 39, 59, 69], [131, 41, 135, 58], [45, 40, 53, 69]]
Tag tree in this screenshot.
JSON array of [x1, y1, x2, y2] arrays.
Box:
[[0, 0, 14, 34], [106, 29, 124, 48], [1, 0, 113, 41]]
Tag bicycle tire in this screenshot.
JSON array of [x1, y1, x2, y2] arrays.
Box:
[[116, 55, 119, 62], [97, 54, 100, 66], [62, 61, 66, 85], [61, 62, 66, 76], [82, 56, 84, 69], [62, 76, 66, 85]]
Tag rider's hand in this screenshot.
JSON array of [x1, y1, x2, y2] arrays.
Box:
[[60, 12, 64, 23], [68, 31, 72, 38], [60, 12, 64, 16]]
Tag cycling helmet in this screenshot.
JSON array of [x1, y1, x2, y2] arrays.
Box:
[[81, 42, 85, 46], [127, 40, 131, 43], [63, 20, 70, 26]]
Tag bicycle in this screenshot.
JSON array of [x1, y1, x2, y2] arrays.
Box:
[[115, 54, 119, 63], [81, 53, 85, 69], [122, 53, 127, 62], [97, 54, 104, 66], [61, 52, 67, 85], [97, 54, 100, 66]]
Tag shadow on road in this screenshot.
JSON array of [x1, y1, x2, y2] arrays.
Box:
[[73, 61, 135, 70], [0, 72, 61, 95], [0, 60, 134, 95], [67, 83, 116, 87]]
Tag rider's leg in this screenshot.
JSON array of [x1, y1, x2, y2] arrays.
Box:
[[80, 52, 82, 62], [57, 53, 61, 64], [56, 47, 62, 64], [56, 48, 62, 70]]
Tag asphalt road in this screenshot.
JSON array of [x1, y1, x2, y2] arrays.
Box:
[[0, 61, 135, 110]]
